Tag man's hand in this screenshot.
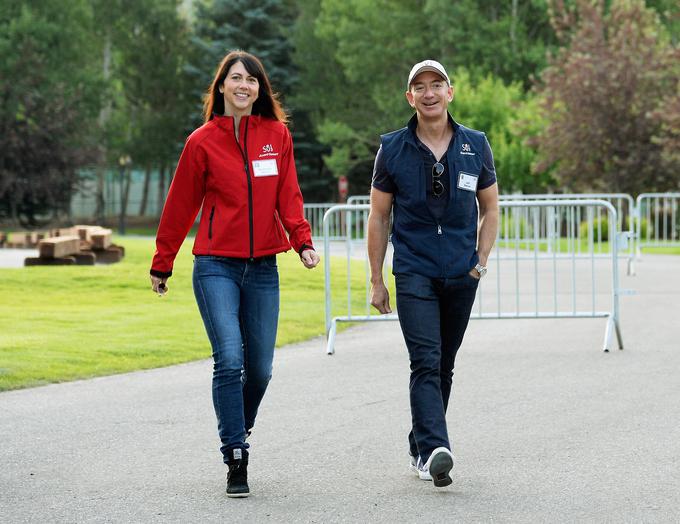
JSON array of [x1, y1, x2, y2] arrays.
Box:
[[370, 281, 392, 314], [150, 275, 169, 296], [300, 249, 320, 269]]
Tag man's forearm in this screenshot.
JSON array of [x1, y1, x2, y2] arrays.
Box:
[[477, 207, 499, 265], [367, 213, 390, 283]]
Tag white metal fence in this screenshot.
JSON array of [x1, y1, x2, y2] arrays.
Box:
[[635, 193, 680, 257], [323, 200, 624, 355]]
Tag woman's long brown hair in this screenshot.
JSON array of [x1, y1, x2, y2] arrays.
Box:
[[202, 50, 287, 124]]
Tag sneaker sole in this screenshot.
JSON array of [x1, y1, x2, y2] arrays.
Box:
[[428, 452, 453, 488], [227, 491, 249, 498]]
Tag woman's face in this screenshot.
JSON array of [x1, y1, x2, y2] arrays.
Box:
[[219, 61, 259, 116]]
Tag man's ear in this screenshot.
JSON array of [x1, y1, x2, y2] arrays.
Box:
[[405, 90, 416, 108]]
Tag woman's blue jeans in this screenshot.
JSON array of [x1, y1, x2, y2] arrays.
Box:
[[192, 255, 279, 464]]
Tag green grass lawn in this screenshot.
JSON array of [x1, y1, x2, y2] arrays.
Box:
[[0, 237, 379, 391], [497, 238, 680, 255]]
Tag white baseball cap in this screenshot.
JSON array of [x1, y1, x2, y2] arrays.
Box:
[[407, 60, 450, 89]]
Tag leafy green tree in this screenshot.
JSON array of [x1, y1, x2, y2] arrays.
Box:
[[0, 0, 102, 226], [425, 0, 557, 89], [534, 0, 680, 194], [113, 0, 194, 215], [451, 70, 552, 193]]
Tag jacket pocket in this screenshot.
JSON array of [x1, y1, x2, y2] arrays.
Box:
[[208, 206, 215, 239]]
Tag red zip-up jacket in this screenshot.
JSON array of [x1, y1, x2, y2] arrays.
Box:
[[150, 115, 313, 277]]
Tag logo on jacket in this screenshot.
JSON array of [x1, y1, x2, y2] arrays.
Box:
[[259, 144, 278, 158], [461, 143, 475, 156]]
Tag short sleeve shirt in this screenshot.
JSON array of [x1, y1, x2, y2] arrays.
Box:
[[372, 121, 497, 219]]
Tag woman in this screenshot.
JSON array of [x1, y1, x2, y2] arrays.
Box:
[[149, 51, 319, 498]]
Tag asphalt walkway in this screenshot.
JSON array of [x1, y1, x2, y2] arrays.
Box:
[[1, 255, 679, 523]]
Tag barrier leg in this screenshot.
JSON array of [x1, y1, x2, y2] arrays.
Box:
[[326, 319, 338, 355], [615, 318, 624, 350], [603, 316, 614, 352]]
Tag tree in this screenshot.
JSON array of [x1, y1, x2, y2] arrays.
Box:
[[113, 0, 194, 217], [425, 0, 557, 89], [533, 0, 680, 194], [302, 0, 555, 196], [0, 1, 102, 226]]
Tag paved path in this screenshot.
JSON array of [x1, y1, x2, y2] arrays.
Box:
[[1, 256, 679, 523], [0, 248, 37, 268]]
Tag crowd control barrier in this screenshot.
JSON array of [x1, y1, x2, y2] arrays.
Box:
[[323, 200, 624, 355], [344, 192, 636, 274], [635, 193, 680, 257]]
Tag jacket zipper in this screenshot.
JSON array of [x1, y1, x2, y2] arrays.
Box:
[[208, 205, 215, 239], [233, 117, 254, 260], [438, 223, 443, 277]]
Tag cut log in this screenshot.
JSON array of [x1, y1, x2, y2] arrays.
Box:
[[56, 227, 76, 237], [73, 251, 96, 265], [94, 245, 123, 264], [25, 256, 76, 266], [38, 236, 81, 258], [91, 229, 112, 250], [74, 225, 105, 241], [110, 243, 125, 257]]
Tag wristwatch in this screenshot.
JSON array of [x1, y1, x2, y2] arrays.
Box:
[[474, 263, 487, 278]]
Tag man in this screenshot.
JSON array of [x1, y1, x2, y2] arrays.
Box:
[[367, 60, 499, 488]]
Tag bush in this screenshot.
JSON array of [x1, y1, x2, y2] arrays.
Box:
[[578, 216, 649, 241]]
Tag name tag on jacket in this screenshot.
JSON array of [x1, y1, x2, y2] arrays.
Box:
[[457, 171, 478, 192], [252, 159, 278, 177]]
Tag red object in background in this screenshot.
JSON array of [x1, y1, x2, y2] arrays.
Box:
[[338, 175, 348, 200]]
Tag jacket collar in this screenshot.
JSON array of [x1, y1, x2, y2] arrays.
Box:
[[210, 114, 261, 131], [405, 112, 459, 147]]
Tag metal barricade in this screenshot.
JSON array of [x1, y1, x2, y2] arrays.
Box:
[[323, 200, 624, 355], [304, 203, 343, 241], [347, 195, 371, 206], [635, 193, 680, 257], [341, 193, 636, 272], [500, 193, 635, 275]]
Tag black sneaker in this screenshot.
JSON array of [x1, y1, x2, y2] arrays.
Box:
[[425, 447, 454, 488], [226, 460, 249, 498]]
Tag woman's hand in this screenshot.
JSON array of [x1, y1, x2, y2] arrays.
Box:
[[150, 275, 169, 296], [300, 249, 320, 269]]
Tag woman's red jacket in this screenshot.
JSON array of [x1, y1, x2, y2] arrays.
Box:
[[150, 115, 313, 277]]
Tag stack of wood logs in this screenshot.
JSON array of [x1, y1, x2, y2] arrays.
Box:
[[19, 225, 126, 266]]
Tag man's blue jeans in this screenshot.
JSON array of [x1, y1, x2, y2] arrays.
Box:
[[395, 271, 479, 463], [192, 255, 279, 464]]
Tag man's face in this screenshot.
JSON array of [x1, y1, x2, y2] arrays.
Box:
[[405, 71, 453, 118]]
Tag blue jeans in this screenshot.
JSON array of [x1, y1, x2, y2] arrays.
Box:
[[192, 255, 279, 464], [395, 271, 479, 463]]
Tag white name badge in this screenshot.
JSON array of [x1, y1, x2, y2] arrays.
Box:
[[252, 159, 278, 177], [457, 171, 478, 192]]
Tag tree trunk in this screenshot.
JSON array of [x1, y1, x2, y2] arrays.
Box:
[[95, 35, 112, 223], [157, 164, 167, 216], [139, 165, 151, 216], [510, 0, 518, 55], [95, 165, 106, 223]]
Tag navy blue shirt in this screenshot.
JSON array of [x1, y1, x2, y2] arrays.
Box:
[[372, 117, 497, 220]]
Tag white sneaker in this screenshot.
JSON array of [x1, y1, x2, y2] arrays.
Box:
[[425, 447, 454, 487], [409, 453, 432, 481]]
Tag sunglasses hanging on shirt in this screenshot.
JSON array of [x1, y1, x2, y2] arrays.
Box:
[[432, 162, 444, 197]]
